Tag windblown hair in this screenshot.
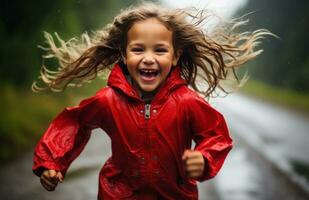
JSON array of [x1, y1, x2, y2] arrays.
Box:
[[32, 2, 273, 97]]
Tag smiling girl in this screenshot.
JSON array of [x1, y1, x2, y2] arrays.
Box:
[[32, 3, 271, 199]]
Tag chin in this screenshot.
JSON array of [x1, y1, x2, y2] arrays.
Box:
[[139, 85, 158, 93], [141, 88, 156, 93]]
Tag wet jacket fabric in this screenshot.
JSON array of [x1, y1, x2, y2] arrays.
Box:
[[33, 63, 233, 200]]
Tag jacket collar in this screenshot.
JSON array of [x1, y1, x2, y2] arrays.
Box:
[[107, 63, 186, 103]]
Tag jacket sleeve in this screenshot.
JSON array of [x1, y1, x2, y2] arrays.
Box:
[[32, 93, 106, 178], [187, 96, 233, 181]]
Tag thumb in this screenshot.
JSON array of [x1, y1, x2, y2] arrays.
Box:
[[57, 172, 64, 183], [182, 149, 192, 160], [48, 169, 57, 179]]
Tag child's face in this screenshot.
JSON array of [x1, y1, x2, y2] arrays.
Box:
[[123, 18, 180, 93]]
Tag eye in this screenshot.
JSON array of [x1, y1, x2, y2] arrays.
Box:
[[131, 48, 143, 52], [156, 48, 168, 53]]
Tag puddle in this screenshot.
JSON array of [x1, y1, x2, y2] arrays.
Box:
[[214, 148, 263, 200]]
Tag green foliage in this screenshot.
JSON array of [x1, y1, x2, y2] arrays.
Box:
[[0, 85, 70, 161], [0, 0, 141, 89], [0, 75, 107, 162], [238, 0, 309, 93]]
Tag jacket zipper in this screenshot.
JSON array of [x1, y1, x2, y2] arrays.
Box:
[[144, 104, 151, 119]]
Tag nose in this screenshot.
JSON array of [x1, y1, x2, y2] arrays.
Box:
[[142, 52, 155, 65]]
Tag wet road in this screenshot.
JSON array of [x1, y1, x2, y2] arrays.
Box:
[[1, 94, 309, 200], [209, 94, 309, 200]]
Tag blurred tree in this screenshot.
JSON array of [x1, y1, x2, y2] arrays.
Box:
[[0, 0, 142, 89], [238, 0, 309, 93], [0, 0, 77, 87]]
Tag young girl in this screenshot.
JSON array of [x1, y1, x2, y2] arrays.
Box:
[[32, 3, 270, 200]]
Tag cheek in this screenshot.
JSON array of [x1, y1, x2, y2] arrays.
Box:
[[157, 55, 171, 63], [162, 66, 173, 76], [125, 59, 136, 73], [126, 56, 137, 66], [126, 54, 141, 64], [164, 54, 175, 63], [126, 64, 136, 74]]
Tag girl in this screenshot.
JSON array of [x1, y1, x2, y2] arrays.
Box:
[[32, 3, 271, 200]]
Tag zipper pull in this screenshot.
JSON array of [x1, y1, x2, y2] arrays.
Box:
[[144, 104, 151, 119]]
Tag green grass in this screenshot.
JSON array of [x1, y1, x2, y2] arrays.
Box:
[[0, 85, 69, 162], [240, 79, 309, 114], [0, 77, 107, 163]]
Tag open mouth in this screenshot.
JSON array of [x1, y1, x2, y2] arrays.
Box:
[[139, 69, 159, 79]]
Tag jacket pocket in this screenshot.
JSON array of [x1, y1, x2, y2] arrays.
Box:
[[99, 160, 134, 199], [178, 178, 198, 194]]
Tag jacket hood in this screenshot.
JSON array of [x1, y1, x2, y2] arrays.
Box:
[[107, 63, 187, 103]]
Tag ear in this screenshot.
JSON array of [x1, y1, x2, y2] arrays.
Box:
[[172, 49, 182, 66]]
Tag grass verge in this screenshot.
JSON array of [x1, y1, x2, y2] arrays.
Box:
[[240, 79, 309, 114], [0, 77, 107, 163], [0, 85, 70, 162]]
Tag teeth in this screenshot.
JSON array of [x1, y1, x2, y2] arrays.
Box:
[[139, 69, 158, 77], [140, 69, 157, 73]]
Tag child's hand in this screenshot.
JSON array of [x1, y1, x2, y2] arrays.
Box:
[[40, 169, 63, 191], [182, 150, 205, 179]]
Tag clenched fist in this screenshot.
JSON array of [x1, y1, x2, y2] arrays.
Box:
[[182, 150, 205, 179], [40, 169, 63, 191]]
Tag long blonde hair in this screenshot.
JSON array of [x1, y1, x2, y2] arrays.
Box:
[[33, 2, 273, 97]]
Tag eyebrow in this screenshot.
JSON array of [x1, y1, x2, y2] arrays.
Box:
[[128, 42, 170, 47], [155, 43, 170, 47], [128, 43, 144, 47]]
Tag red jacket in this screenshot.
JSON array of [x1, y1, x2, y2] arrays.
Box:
[[33, 63, 232, 200]]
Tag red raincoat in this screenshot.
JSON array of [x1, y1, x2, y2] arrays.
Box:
[[33, 63, 233, 199]]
